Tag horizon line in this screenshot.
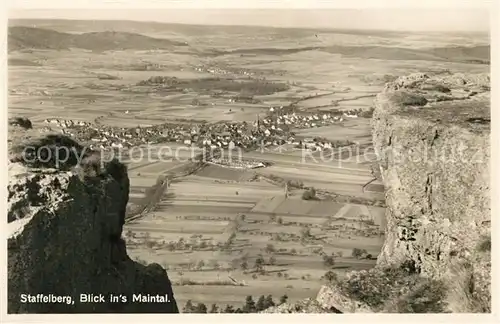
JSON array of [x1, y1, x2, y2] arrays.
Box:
[[8, 17, 491, 34]]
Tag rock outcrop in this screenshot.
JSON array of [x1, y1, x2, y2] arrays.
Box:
[[7, 133, 178, 313], [261, 298, 339, 313], [275, 72, 491, 314], [316, 285, 372, 313], [371, 72, 491, 312]]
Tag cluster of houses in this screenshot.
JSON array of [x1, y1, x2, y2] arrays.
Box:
[[42, 106, 360, 153], [193, 65, 255, 77], [44, 118, 92, 128], [261, 109, 348, 130]]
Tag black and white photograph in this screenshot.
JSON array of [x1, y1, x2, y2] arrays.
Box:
[[3, 1, 494, 318]]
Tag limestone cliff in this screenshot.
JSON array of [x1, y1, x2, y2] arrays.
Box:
[[371, 72, 491, 312], [271, 72, 491, 314], [7, 132, 178, 313]]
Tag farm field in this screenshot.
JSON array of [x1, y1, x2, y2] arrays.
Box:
[[124, 165, 385, 307]]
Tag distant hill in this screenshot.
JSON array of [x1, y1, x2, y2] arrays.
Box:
[[219, 44, 490, 64], [8, 24, 489, 65], [8, 26, 188, 52], [8, 18, 414, 38]]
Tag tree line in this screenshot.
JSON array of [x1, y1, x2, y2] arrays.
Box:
[[182, 294, 289, 313]]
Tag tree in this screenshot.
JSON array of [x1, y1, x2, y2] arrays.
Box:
[[223, 305, 234, 313], [290, 248, 297, 255], [323, 270, 338, 283], [323, 254, 335, 267], [125, 230, 133, 239], [145, 240, 156, 249], [209, 303, 219, 313], [197, 260, 205, 269], [254, 255, 265, 272], [256, 295, 267, 311], [302, 187, 317, 200], [240, 260, 248, 271], [265, 243, 275, 253], [279, 294, 288, 305], [264, 295, 275, 309], [183, 300, 195, 313], [277, 217, 283, 225], [268, 256, 276, 265], [352, 248, 367, 259], [195, 303, 207, 313], [300, 227, 311, 240], [242, 295, 256, 313]]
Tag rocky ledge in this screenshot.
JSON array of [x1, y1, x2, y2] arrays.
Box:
[[262, 72, 491, 313], [7, 131, 178, 313], [371, 72, 491, 312]]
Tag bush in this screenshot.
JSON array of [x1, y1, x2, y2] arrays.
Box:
[[323, 254, 336, 267], [300, 227, 311, 240], [477, 236, 491, 252], [254, 255, 265, 271], [194, 303, 207, 313], [337, 264, 446, 312], [392, 279, 448, 313], [421, 83, 451, 93], [265, 244, 276, 253], [183, 300, 195, 313], [302, 187, 317, 200], [352, 248, 368, 259], [323, 270, 338, 283], [359, 107, 375, 118], [279, 294, 288, 305], [209, 303, 219, 313], [9, 117, 32, 129], [10, 134, 86, 170], [392, 91, 428, 106], [145, 240, 156, 249]]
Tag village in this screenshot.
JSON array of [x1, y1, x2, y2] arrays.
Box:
[[43, 106, 362, 155]]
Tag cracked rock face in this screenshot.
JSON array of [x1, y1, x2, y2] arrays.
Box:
[[371, 72, 490, 312], [7, 135, 178, 313]]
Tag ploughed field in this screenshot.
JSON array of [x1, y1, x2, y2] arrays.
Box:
[[8, 19, 489, 309]]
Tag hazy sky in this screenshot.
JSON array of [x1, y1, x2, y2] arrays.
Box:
[[9, 8, 490, 32]]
